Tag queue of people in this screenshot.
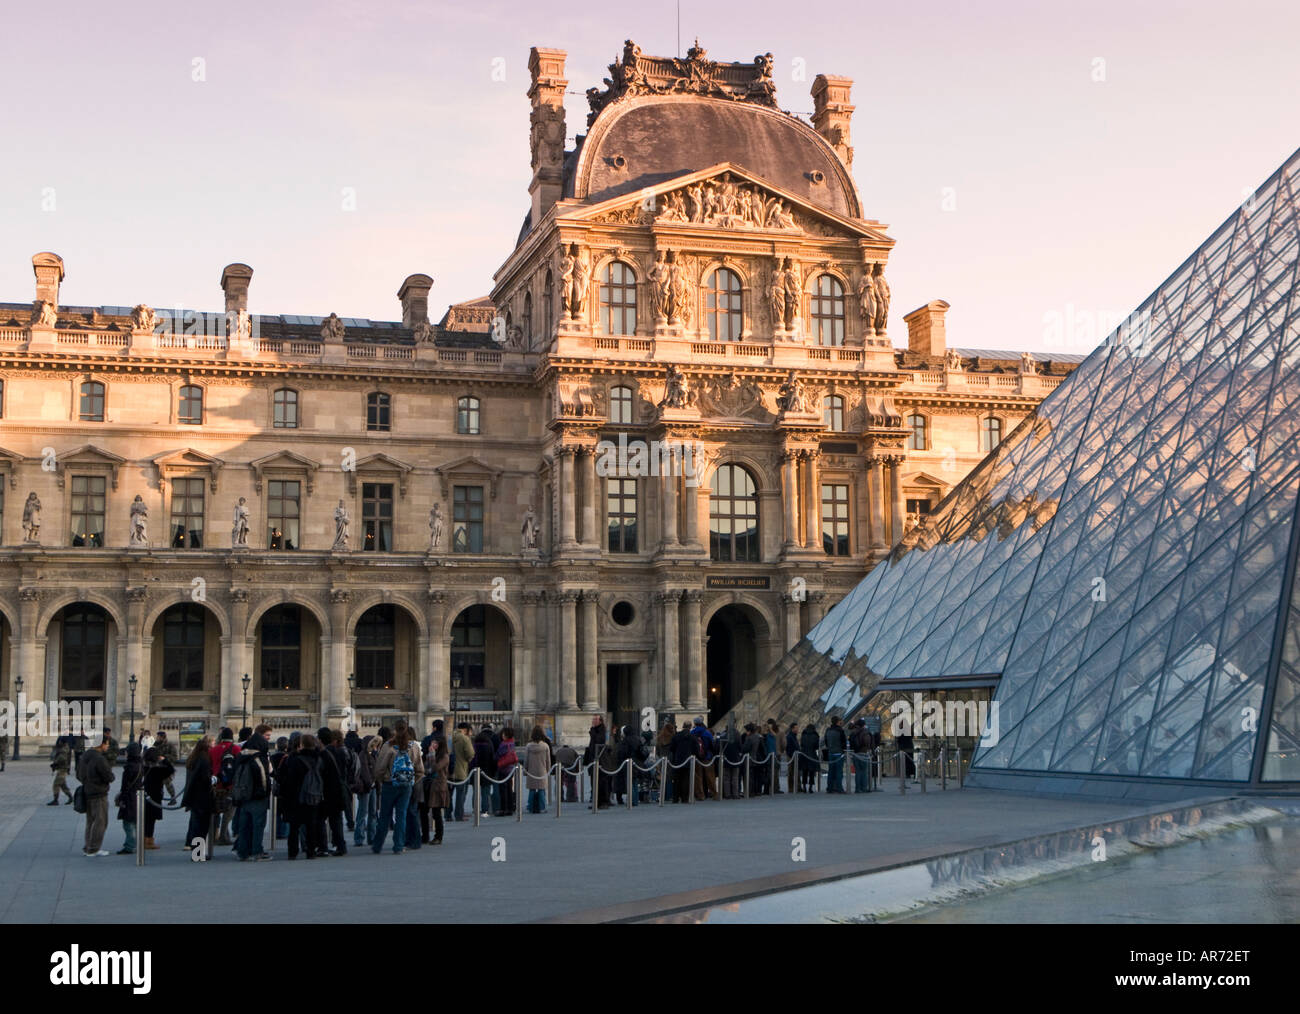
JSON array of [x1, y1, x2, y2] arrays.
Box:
[[58, 712, 884, 859]]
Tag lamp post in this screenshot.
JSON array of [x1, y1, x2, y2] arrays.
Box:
[[347, 673, 355, 733], [12, 675, 22, 761], [241, 673, 251, 730], [452, 675, 462, 714], [127, 673, 138, 744]]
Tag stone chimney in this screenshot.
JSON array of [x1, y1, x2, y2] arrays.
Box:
[[528, 47, 568, 225], [32, 252, 65, 308], [220, 263, 253, 314], [903, 300, 950, 359], [397, 274, 434, 328], [811, 75, 854, 168]]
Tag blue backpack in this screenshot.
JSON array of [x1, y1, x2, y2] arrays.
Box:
[[391, 747, 415, 786]]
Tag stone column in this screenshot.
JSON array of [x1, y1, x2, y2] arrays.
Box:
[[781, 452, 799, 548], [581, 446, 598, 547], [657, 589, 682, 711], [558, 446, 578, 547], [510, 636, 525, 716], [559, 591, 579, 709], [580, 590, 600, 710], [682, 590, 705, 712], [809, 591, 828, 627], [521, 590, 541, 711], [782, 592, 802, 651], [425, 590, 448, 712], [17, 586, 40, 706], [682, 476, 700, 549], [659, 470, 679, 548], [124, 589, 146, 734], [888, 457, 906, 546], [228, 590, 250, 718], [327, 589, 350, 720], [803, 450, 821, 549], [869, 458, 887, 549]]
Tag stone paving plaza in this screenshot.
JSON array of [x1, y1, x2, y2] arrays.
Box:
[[0, 757, 1245, 923]]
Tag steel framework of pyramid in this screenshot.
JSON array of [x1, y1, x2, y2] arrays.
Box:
[[756, 146, 1300, 793]]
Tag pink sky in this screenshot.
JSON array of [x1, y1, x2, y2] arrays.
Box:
[[2, 0, 1297, 354]]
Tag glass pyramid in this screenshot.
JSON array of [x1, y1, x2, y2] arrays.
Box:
[[761, 146, 1300, 788]]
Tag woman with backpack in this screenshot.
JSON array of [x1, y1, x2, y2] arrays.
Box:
[[276, 734, 326, 859], [181, 736, 215, 855], [424, 738, 449, 843], [494, 728, 519, 817], [523, 726, 551, 814], [371, 721, 423, 854]]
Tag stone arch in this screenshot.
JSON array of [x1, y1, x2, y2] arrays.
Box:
[[38, 590, 127, 636], [439, 595, 519, 641], [141, 594, 231, 641], [246, 592, 330, 643], [705, 453, 777, 496], [346, 592, 427, 640], [703, 594, 779, 724], [696, 258, 752, 338]]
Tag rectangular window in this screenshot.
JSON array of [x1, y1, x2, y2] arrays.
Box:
[[821, 483, 851, 557], [267, 480, 301, 550], [452, 485, 483, 553], [606, 477, 638, 553], [162, 606, 206, 691], [170, 477, 205, 548], [70, 475, 106, 548], [451, 605, 486, 690], [367, 393, 391, 432], [260, 606, 301, 691], [362, 482, 393, 551], [273, 389, 298, 428]]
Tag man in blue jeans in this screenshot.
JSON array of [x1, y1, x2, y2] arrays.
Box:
[[371, 722, 422, 854], [823, 715, 847, 793], [233, 726, 273, 860]]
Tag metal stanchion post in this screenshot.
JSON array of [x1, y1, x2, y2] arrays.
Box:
[[208, 812, 217, 859], [688, 756, 695, 803], [516, 766, 522, 823], [919, 747, 927, 792], [716, 754, 723, 801], [590, 763, 598, 814], [269, 791, 277, 853], [957, 746, 964, 788], [136, 787, 146, 866], [769, 753, 776, 796], [941, 744, 947, 791], [555, 765, 562, 819], [898, 748, 906, 794], [473, 768, 481, 828], [626, 761, 633, 811], [743, 755, 750, 800], [658, 757, 666, 806]]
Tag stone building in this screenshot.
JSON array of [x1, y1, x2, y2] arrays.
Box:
[[0, 41, 1077, 747]]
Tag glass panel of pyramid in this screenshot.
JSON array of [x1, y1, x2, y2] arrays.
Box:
[[761, 147, 1300, 787]]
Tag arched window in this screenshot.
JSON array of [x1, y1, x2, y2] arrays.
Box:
[[609, 385, 633, 424], [705, 268, 743, 341], [366, 391, 391, 432], [259, 605, 301, 690], [907, 413, 928, 451], [709, 463, 760, 562], [811, 274, 845, 346], [600, 261, 637, 336], [79, 381, 105, 422], [981, 416, 1003, 453], [457, 396, 480, 435], [61, 604, 107, 694], [823, 394, 845, 432], [355, 604, 396, 690], [542, 270, 554, 335], [178, 384, 203, 425], [522, 292, 533, 342], [273, 388, 298, 429], [162, 603, 206, 691]]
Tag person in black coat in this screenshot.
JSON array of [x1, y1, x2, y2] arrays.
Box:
[[182, 739, 215, 854], [318, 728, 349, 856], [668, 723, 698, 803], [141, 747, 173, 848], [799, 724, 821, 792], [276, 734, 325, 859], [786, 724, 801, 793], [583, 717, 611, 809], [115, 742, 143, 854]]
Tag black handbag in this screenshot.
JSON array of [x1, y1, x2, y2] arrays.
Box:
[[73, 785, 87, 814]]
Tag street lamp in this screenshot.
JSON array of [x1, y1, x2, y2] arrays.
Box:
[[241, 673, 251, 729], [127, 673, 138, 744], [347, 673, 355, 732], [12, 675, 22, 760], [451, 674, 462, 714]]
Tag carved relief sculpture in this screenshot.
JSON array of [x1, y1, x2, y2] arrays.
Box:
[[321, 312, 346, 342], [22, 492, 41, 542], [333, 498, 350, 551], [130, 304, 156, 332], [654, 174, 802, 233], [232, 496, 250, 548], [128, 494, 148, 547], [521, 504, 539, 550], [659, 364, 695, 409], [413, 320, 435, 344], [31, 300, 57, 327], [429, 503, 444, 551], [777, 370, 810, 413]]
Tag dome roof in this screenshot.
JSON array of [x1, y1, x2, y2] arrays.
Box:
[[568, 95, 861, 220]]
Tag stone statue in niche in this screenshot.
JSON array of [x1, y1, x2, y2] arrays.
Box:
[[768, 262, 787, 332], [777, 370, 810, 414], [858, 270, 878, 331], [129, 495, 148, 547], [558, 247, 576, 318], [648, 252, 670, 322], [22, 492, 41, 543], [572, 247, 591, 317], [321, 313, 346, 342], [781, 258, 801, 331], [232, 496, 250, 548], [660, 364, 695, 409], [31, 300, 57, 327], [521, 505, 539, 550], [429, 503, 444, 551], [333, 499, 350, 550], [870, 263, 891, 333], [667, 252, 692, 326], [131, 304, 156, 332]]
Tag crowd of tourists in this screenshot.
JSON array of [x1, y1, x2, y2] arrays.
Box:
[[44, 712, 886, 858]]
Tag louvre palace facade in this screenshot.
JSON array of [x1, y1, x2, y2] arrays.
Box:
[[0, 41, 1078, 746]]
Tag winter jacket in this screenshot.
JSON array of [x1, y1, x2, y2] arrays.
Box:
[[524, 741, 552, 790], [823, 723, 848, 757], [350, 742, 374, 794], [470, 735, 496, 775], [669, 730, 698, 765], [691, 726, 716, 762], [372, 741, 425, 785], [116, 745, 143, 821], [77, 748, 115, 798], [181, 754, 214, 812], [800, 728, 822, 772], [451, 731, 473, 781], [424, 750, 450, 808]]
